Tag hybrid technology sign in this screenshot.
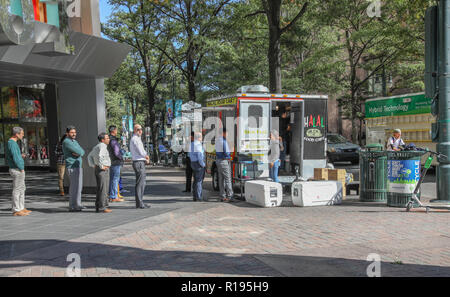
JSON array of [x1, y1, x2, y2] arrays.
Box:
[[0, 0, 80, 54]]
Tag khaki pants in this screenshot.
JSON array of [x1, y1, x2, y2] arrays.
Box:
[[57, 164, 66, 193], [10, 169, 26, 213], [217, 159, 233, 199]]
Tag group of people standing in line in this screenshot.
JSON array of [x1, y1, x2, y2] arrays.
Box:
[[183, 127, 284, 201], [6, 122, 284, 216], [5, 124, 150, 216], [183, 128, 234, 202]]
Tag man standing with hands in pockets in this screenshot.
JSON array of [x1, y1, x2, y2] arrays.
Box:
[[88, 133, 112, 213], [130, 124, 150, 209], [6, 127, 31, 216]]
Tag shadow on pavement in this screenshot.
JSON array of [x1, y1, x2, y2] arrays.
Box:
[[0, 239, 448, 277]]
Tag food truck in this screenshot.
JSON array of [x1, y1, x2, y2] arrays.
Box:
[[202, 85, 328, 191], [365, 93, 435, 164]]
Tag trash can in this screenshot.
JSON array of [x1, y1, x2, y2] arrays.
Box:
[[386, 151, 425, 207], [359, 144, 388, 202]]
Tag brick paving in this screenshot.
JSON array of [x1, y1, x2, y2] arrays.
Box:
[[0, 166, 449, 277]]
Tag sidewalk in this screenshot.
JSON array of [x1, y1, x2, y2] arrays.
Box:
[[0, 166, 449, 277]]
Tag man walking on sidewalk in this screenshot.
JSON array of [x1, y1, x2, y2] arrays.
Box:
[[189, 132, 206, 201], [215, 127, 234, 202], [6, 127, 31, 216], [108, 125, 124, 202], [62, 126, 85, 212], [130, 124, 150, 209], [88, 133, 112, 213]]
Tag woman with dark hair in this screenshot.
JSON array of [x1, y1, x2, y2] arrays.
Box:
[[55, 134, 67, 196]]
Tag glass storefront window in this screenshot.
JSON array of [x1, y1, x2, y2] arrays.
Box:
[[38, 127, 49, 162], [19, 88, 45, 121], [25, 128, 38, 161], [1, 87, 19, 119]]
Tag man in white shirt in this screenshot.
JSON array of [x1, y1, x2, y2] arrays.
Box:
[[130, 124, 150, 209], [88, 133, 112, 213], [189, 132, 206, 201], [387, 129, 406, 151]]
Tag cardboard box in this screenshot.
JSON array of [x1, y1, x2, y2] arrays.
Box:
[[328, 169, 346, 181], [314, 168, 329, 180]]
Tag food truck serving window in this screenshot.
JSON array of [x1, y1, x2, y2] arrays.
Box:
[[239, 102, 270, 152]]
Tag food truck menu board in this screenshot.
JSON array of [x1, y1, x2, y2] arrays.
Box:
[[303, 99, 327, 160]]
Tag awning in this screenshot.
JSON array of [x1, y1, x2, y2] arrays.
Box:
[[0, 31, 131, 86]]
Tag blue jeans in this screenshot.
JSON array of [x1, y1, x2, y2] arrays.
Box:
[[269, 160, 280, 183], [109, 165, 121, 199]]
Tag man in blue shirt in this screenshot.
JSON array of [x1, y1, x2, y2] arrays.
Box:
[[189, 132, 206, 201], [215, 127, 234, 202]]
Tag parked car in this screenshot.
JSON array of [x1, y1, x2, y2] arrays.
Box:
[[327, 133, 361, 164]]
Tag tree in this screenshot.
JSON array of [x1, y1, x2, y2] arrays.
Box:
[[246, 0, 309, 93], [150, 0, 233, 102], [320, 0, 432, 143], [103, 0, 172, 158], [106, 54, 146, 122]]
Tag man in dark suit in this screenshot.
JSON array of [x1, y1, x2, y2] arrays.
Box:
[[183, 132, 194, 193]]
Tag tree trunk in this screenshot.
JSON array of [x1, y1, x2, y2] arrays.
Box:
[[146, 81, 159, 163], [187, 74, 196, 102], [266, 0, 282, 93]]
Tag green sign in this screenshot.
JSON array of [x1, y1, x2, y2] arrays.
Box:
[[365, 94, 431, 118]]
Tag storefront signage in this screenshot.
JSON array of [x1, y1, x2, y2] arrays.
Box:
[[206, 97, 237, 107], [0, 0, 76, 54], [303, 100, 327, 160], [365, 94, 431, 118]]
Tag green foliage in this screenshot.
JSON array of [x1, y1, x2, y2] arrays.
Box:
[[102, 0, 431, 144]]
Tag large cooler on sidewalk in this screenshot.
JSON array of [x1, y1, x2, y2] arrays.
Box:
[[291, 181, 343, 207], [245, 180, 283, 207]]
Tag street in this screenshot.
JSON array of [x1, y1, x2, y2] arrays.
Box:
[[0, 165, 448, 277]]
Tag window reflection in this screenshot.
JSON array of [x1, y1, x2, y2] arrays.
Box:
[[1, 87, 19, 119], [19, 88, 45, 121]]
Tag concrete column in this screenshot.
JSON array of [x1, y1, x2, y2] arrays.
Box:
[[44, 84, 59, 172], [57, 78, 106, 193]]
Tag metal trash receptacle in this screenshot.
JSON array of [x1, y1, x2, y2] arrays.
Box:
[[387, 151, 425, 207], [359, 144, 388, 202]]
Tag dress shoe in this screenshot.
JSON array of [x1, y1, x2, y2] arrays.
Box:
[[96, 208, 112, 213], [137, 204, 150, 209], [13, 210, 28, 216]]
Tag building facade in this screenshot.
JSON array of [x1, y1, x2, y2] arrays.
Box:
[[0, 0, 130, 191]]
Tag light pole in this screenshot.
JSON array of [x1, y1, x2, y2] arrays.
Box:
[[436, 0, 450, 202]]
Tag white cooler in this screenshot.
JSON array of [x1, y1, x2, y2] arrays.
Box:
[[291, 181, 343, 207], [245, 180, 283, 207]]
